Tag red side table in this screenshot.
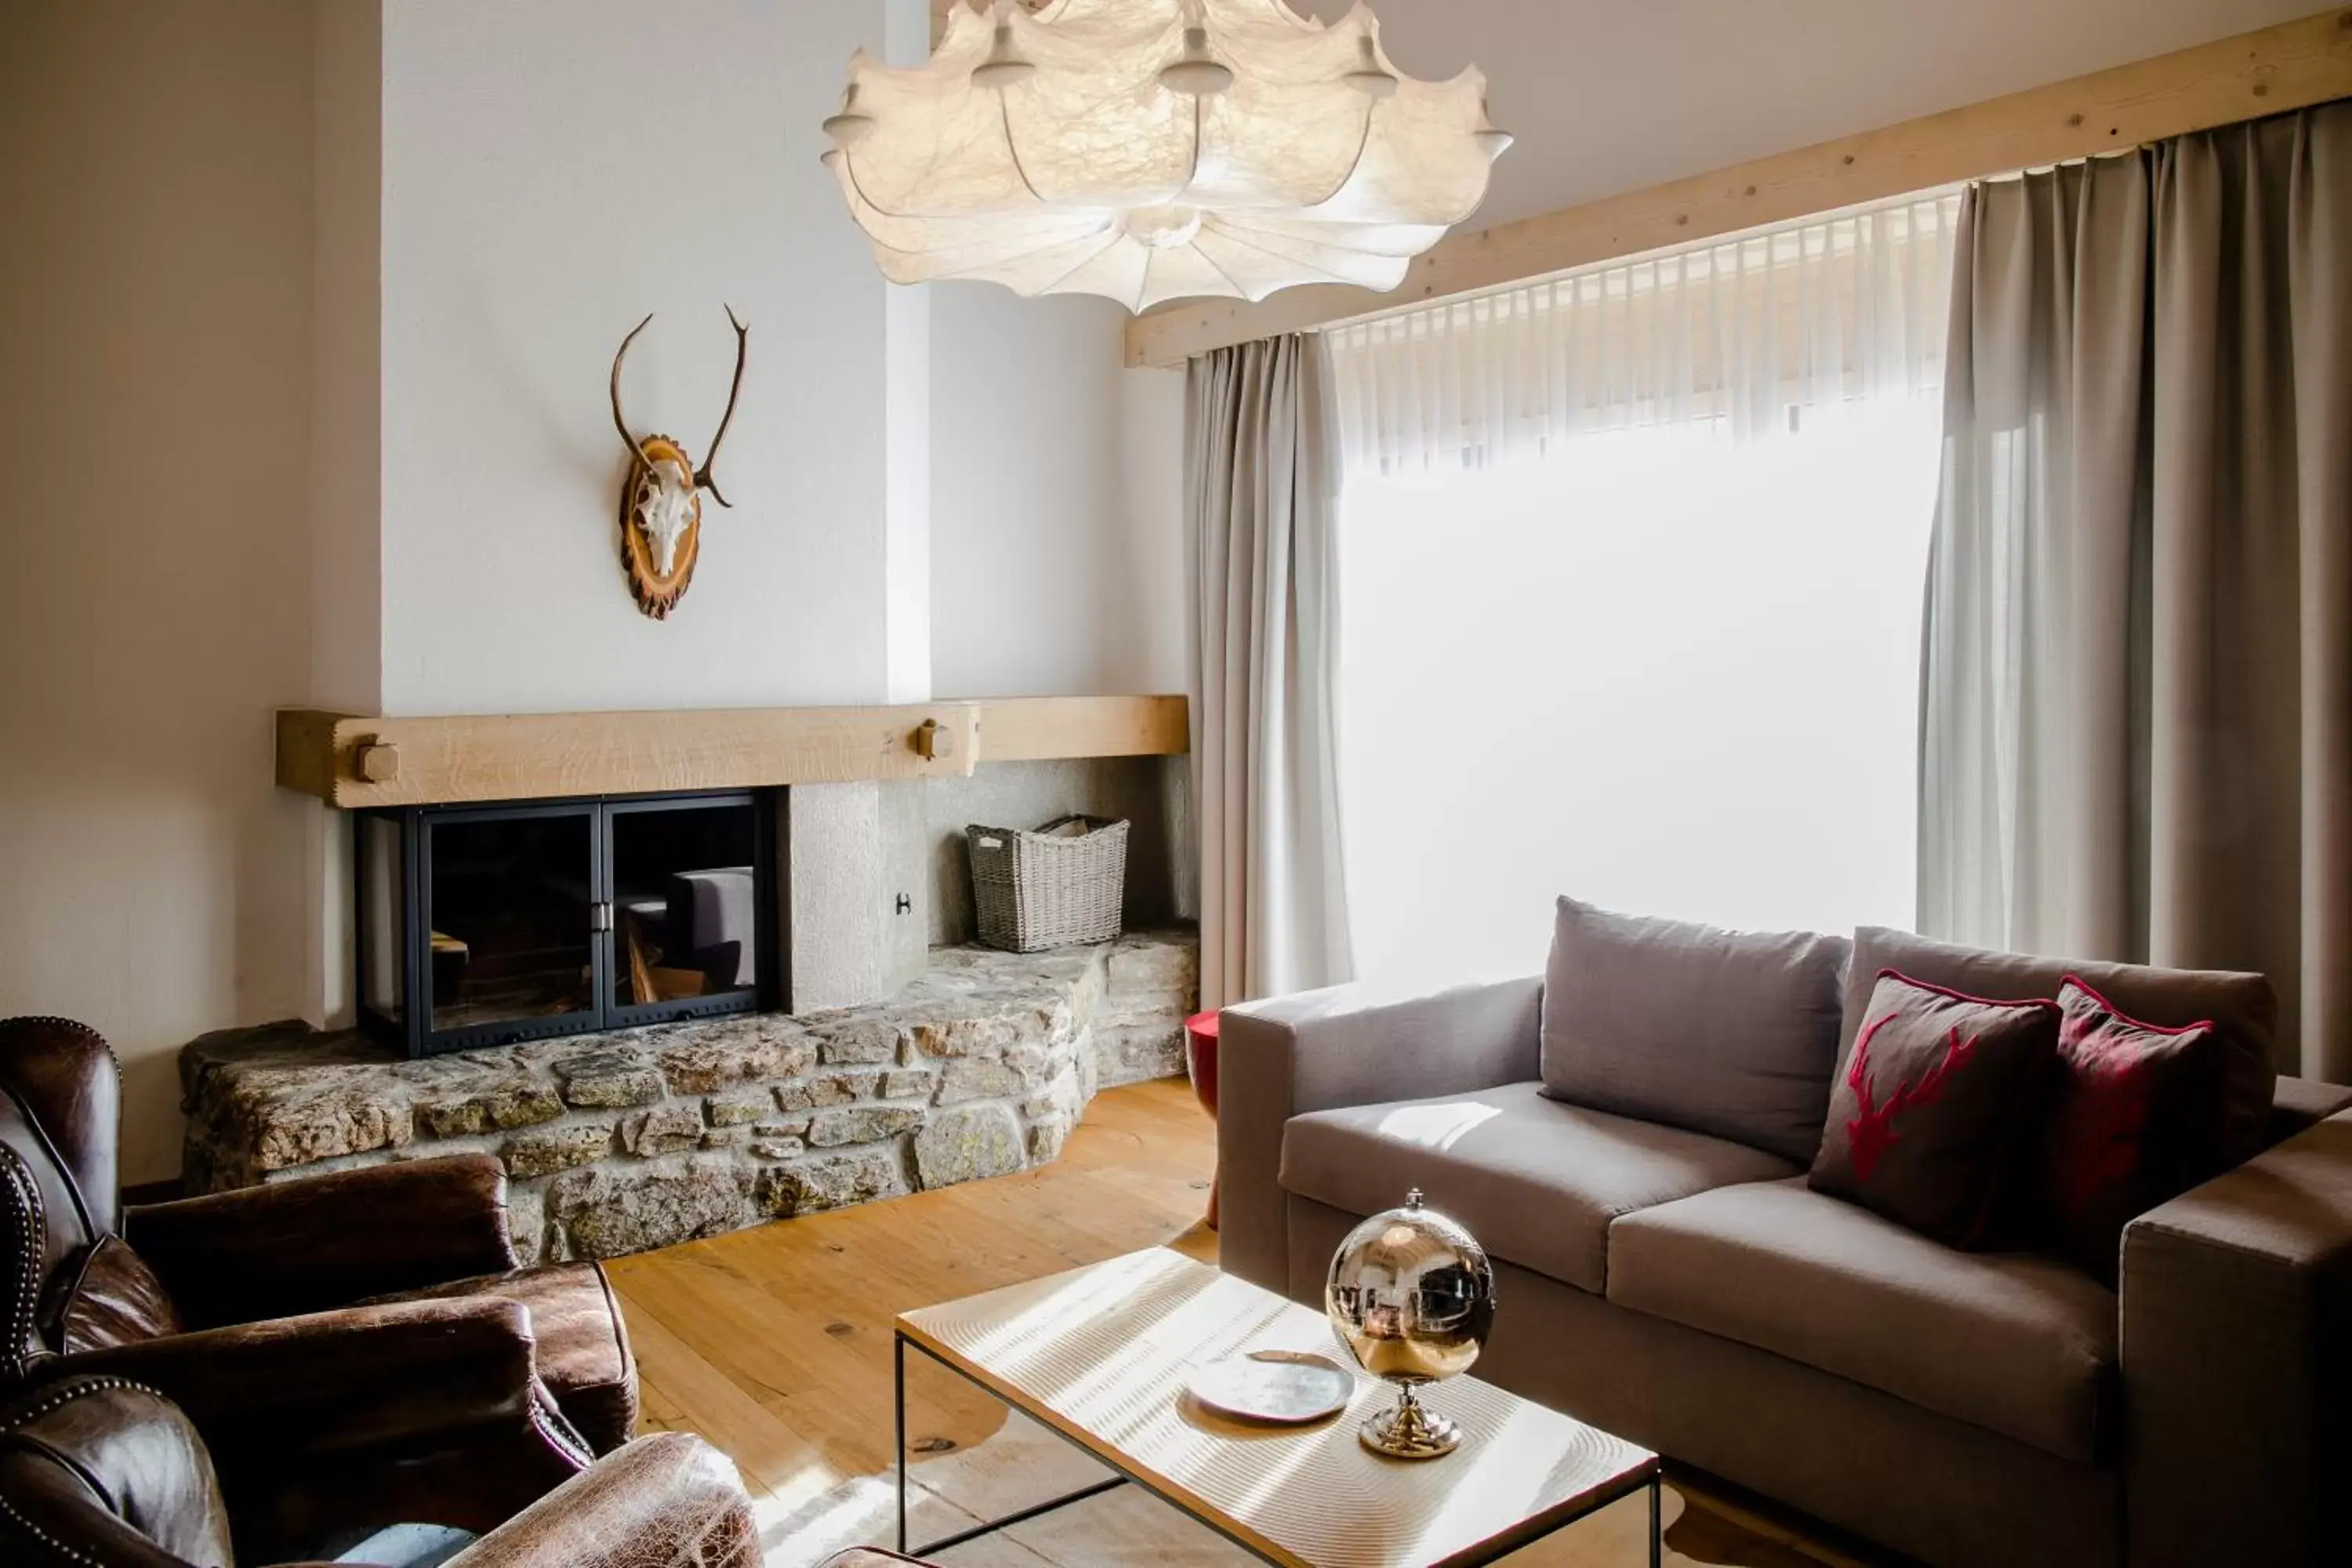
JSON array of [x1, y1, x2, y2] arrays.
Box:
[[1185, 1009, 1220, 1230]]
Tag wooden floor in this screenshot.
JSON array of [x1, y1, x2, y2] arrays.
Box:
[[608, 1076, 1218, 1507], [609, 1076, 1853, 1567]]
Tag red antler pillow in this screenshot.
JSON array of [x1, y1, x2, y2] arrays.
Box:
[[2038, 976, 2228, 1283], [1809, 971, 2059, 1248]]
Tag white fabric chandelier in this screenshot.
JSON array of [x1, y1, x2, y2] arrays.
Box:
[[823, 0, 1508, 314]]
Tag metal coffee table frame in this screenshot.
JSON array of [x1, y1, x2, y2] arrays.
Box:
[[894, 1329, 1664, 1566]]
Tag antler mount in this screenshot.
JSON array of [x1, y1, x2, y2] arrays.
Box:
[[608, 307, 750, 620]]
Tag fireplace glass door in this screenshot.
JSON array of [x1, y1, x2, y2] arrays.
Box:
[[608, 794, 763, 1021], [356, 791, 772, 1057], [424, 804, 601, 1040]]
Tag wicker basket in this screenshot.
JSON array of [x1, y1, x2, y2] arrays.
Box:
[[966, 815, 1129, 953]]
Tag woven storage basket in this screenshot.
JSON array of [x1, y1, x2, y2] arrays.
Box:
[[966, 815, 1129, 953]]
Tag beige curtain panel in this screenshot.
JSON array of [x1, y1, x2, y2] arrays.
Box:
[[1921, 101, 2352, 1081], [1185, 334, 1355, 1010]]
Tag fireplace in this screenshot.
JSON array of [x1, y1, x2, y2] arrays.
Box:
[[356, 790, 778, 1057]]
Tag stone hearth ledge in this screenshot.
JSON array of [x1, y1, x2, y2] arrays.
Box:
[[179, 931, 1198, 1261]]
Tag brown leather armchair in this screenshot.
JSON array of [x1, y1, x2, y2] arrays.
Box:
[[0, 1374, 760, 1568], [0, 1017, 637, 1555]]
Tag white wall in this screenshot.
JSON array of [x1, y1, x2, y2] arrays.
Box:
[[376, 0, 895, 715], [930, 286, 1188, 699], [304, 0, 385, 1033], [884, 0, 937, 706], [1117, 365, 1190, 699], [368, 0, 1196, 720], [0, 1, 320, 1184]]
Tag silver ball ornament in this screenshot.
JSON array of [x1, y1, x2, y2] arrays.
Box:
[[1324, 1188, 1495, 1458]]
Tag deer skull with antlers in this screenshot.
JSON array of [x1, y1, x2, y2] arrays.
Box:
[[610, 307, 748, 619]]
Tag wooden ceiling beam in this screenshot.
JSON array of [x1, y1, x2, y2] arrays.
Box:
[[1124, 5, 2352, 368]]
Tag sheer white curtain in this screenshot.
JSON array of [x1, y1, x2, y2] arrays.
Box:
[[1330, 194, 1958, 471], [1327, 195, 1959, 985]]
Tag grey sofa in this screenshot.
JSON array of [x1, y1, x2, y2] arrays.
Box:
[[1219, 954, 2352, 1568]]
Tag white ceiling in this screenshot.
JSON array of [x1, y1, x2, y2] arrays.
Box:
[[1297, 0, 2319, 227]]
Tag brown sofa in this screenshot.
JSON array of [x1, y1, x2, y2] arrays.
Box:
[[1220, 935, 2352, 1568], [0, 1374, 761, 1568], [0, 1374, 970, 1568], [0, 1016, 635, 1559]]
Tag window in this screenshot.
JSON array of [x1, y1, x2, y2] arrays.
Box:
[[1327, 196, 1957, 983]]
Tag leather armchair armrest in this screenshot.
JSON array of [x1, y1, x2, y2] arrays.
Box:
[[49, 1296, 560, 1467], [0, 1374, 228, 1568], [445, 1432, 759, 1568], [125, 1154, 518, 1327], [2120, 1110, 2352, 1568], [1217, 975, 1542, 1294]]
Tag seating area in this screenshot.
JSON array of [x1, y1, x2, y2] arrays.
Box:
[[18, 919, 2352, 1566], [1225, 913, 2352, 1566], [7, 2, 2352, 1566]]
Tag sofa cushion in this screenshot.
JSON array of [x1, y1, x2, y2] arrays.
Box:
[[1846, 927, 2277, 1169], [1281, 1081, 1798, 1294], [1610, 1177, 2117, 1462], [1540, 897, 1850, 1164], [2041, 978, 2230, 1284], [1809, 971, 2060, 1248], [2271, 1075, 2352, 1145]]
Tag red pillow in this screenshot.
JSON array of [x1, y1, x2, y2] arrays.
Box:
[[1809, 971, 2059, 1248], [2040, 976, 2228, 1283]]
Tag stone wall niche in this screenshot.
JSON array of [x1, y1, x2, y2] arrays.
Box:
[[782, 782, 927, 1014]]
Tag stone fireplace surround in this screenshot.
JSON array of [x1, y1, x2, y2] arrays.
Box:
[[227, 700, 1199, 1259], [182, 928, 1197, 1262]]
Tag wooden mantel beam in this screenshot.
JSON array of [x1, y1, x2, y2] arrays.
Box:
[[276, 695, 1189, 809], [975, 695, 1191, 760], [1125, 6, 2352, 367]]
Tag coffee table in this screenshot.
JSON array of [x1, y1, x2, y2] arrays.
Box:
[[894, 1248, 1661, 1566]]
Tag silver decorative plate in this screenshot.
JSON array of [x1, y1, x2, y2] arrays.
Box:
[[1185, 1350, 1354, 1425]]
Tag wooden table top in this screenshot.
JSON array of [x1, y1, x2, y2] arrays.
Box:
[[896, 1248, 1657, 1568]]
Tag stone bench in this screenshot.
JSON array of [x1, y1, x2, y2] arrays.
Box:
[[180, 931, 1199, 1261]]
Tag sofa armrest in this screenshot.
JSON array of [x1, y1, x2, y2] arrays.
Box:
[[1218, 975, 1542, 1294], [2120, 1110, 2352, 1568], [124, 1155, 517, 1328], [50, 1295, 562, 1467], [446, 1432, 759, 1568]]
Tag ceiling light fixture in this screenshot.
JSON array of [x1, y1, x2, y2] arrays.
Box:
[[823, 0, 1509, 314]]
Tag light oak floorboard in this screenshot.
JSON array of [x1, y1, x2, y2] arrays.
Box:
[[608, 1080, 1216, 1486]]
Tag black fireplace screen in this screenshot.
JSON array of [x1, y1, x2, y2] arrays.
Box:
[[358, 791, 774, 1057]]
